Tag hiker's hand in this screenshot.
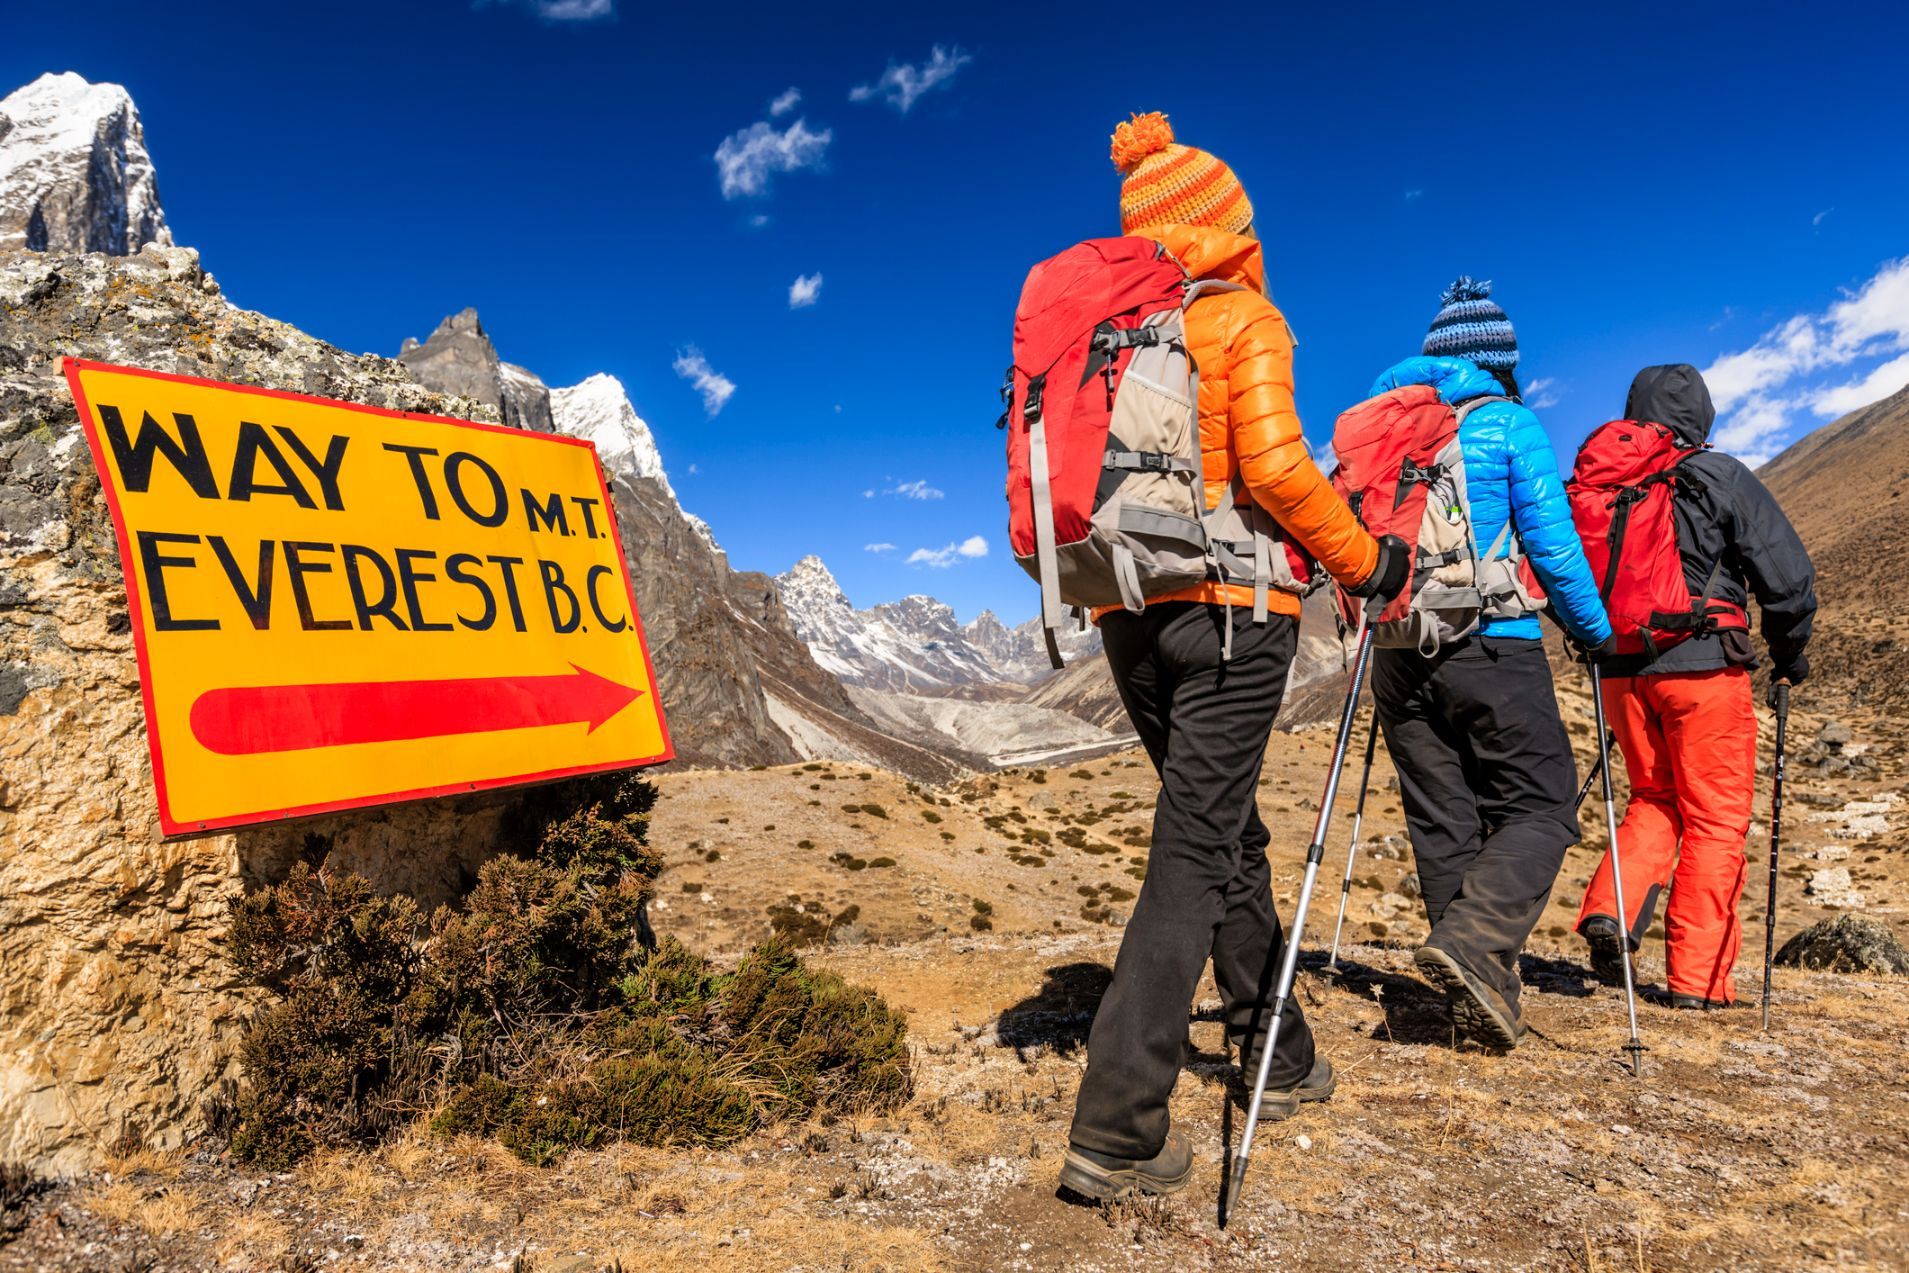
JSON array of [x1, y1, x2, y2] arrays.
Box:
[[1574, 634, 1619, 664], [1768, 651, 1807, 709], [1349, 535, 1410, 607]]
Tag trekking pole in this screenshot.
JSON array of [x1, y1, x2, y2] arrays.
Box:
[[1588, 663, 1647, 1076], [1223, 618, 1376, 1228], [1761, 680, 1792, 1032], [1325, 714, 1380, 972], [1573, 732, 1617, 813]]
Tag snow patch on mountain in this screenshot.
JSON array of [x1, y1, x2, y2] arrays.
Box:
[[0, 72, 170, 254]]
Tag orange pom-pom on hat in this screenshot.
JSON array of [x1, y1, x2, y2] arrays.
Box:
[[1110, 111, 1253, 237]]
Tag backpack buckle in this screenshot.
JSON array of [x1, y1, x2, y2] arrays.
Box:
[[1024, 374, 1046, 421]]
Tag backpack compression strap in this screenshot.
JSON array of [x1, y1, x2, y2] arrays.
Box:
[[1024, 372, 1068, 668]]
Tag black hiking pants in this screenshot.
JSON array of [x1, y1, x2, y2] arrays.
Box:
[[1371, 635, 1581, 1016], [1069, 603, 1311, 1160]]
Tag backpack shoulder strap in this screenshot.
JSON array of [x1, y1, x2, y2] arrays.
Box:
[[1451, 394, 1509, 425]]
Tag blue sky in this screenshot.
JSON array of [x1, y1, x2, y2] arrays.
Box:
[[9, 1, 1908, 624]]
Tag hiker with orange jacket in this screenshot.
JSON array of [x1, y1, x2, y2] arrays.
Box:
[[1060, 113, 1408, 1201], [1572, 364, 1817, 1008]]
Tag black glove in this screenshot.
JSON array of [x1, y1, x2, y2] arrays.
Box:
[[1574, 633, 1619, 664], [1767, 649, 1808, 709], [1347, 534, 1411, 610]]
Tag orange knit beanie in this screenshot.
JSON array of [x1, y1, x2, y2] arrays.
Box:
[[1111, 112, 1253, 236]]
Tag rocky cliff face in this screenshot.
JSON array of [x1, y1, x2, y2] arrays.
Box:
[[0, 245, 542, 1173], [0, 73, 170, 255], [397, 308, 554, 434]]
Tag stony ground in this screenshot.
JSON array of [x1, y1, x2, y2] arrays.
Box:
[[5, 686, 1907, 1271]]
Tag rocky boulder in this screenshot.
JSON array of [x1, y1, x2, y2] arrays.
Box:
[[0, 245, 537, 1172], [1776, 915, 1909, 975]]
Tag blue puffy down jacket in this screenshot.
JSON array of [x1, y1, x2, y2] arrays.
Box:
[[1369, 356, 1612, 645]]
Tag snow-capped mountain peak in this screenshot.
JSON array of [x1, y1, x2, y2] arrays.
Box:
[[0, 72, 171, 254], [548, 372, 722, 552], [551, 373, 677, 503]]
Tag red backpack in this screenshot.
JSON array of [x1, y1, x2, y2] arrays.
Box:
[[1004, 237, 1306, 666], [1330, 386, 1544, 652], [1567, 420, 1747, 658]]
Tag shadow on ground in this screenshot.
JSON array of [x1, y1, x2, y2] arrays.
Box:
[[995, 962, 1113, 1060]]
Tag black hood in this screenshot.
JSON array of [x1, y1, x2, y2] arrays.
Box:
[[1625, 363, 1715, 446]]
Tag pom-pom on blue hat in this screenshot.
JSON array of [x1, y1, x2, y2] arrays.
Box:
[[1422, 276, 1518, 371]]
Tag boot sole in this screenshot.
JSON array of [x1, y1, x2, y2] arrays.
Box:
[[1582, 927, 1628, 986], [1058, 1149, 1193, 1201], [1415, 947, 1520, 1051]]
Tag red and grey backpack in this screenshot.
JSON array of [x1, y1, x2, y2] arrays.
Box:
[[1567, 419, 1747, 658], [1329, 386, 1545, 652], [1003, 237, 1307, 667]]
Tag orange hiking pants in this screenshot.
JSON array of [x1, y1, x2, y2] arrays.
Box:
[[1576, 667, 1757, 1003]]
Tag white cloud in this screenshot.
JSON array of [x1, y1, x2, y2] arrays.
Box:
[[907, 535, 988, 568], [1524, 376, 1562, 410], [687, 463, 701, 476], [850, 45, 972, 113], [713, 117, 831, 199], [497, 0, 615, 19], [1813, 207, 1834, 228], [862, 489, 875, 499], [789, 272, 823, 309], [672, 347, 737, 417], [1702, 256, 1909, 463], [864, 542, 896, 554], [769, 87, 802, 117], [748, 213, 771, 229], [1810, 351, 1909, 420], [882, 479, 942, 500], [1404, 188, 1424, 202]]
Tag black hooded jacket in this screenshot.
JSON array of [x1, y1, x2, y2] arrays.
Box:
[[1599, 364, 1817, 676]]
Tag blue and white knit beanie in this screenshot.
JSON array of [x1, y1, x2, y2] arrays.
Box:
[[1422, 276, 1519, 371]]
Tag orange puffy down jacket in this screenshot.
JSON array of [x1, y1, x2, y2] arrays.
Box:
[[1105, 223, 1377, 617]]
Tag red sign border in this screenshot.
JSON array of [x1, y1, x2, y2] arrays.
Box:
[[63, 357, 676, 839]]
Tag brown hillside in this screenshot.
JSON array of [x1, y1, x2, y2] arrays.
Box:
[[1758, 383, 1909, 711]]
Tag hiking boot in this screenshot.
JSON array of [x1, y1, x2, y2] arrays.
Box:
[[1579, 915, 1629, 985], [1059, 1128, 1194, 1201], [1234, 1055, 1336, 1120], [1669, 992, 1731, 1011], [1414, 946, 1523, 1051]]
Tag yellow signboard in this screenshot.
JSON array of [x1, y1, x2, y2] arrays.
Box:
[[66, 359, 672, 837]]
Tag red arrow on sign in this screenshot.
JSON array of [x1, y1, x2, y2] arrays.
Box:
[[188, 664, 644, 756]]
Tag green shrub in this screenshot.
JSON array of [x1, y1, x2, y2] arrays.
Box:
[[866, 856, 897, 869], [921, 810, 943, 824], [219, 773, 910, 1169]]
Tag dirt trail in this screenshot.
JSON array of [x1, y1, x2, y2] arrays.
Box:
[[5, 694, 1907, 1271]]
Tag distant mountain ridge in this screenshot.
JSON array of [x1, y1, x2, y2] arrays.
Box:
[[775, 554, 1100, 693]]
